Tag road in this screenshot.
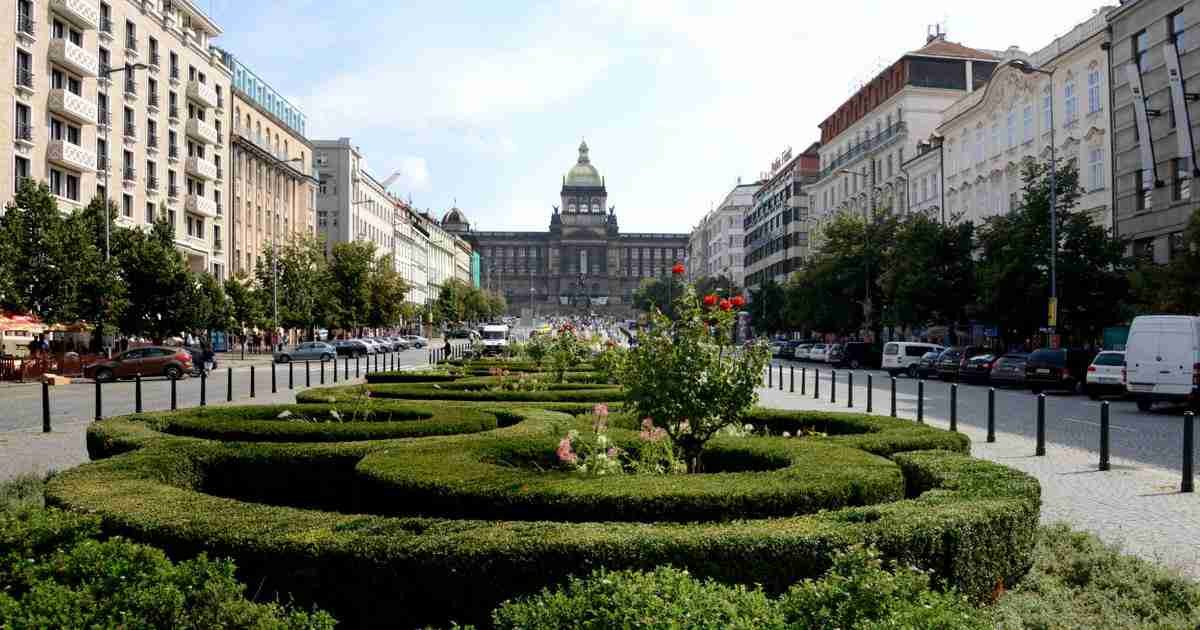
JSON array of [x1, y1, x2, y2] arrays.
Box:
[[0, 347, 436, 433], [766, 358, 1199, 474]]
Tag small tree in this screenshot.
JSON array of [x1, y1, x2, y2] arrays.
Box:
[[547, 323, 584, 383], [621, 286, 769, 473]]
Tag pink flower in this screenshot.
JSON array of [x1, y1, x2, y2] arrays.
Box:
[[639, 418, 667, 442], [607, 447, 619, 458], [593, 403, 609, 417], [556, 438, 578, 464]]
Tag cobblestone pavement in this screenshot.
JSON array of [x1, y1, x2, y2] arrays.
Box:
[[756, 384, 1200, 580]]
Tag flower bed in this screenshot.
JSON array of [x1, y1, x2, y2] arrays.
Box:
[[50, 398, 1037, 627]]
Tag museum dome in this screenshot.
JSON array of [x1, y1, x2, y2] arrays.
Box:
[[442, 207, 468, 225], [565, 140, 603, 187]]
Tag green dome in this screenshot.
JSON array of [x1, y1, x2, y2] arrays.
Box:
[[565, 140, 603, 187]]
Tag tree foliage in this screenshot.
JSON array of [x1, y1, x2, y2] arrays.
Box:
[[431, 278, 501, 325], [632, 276, 687, 320], [114, 217, 194, 343]]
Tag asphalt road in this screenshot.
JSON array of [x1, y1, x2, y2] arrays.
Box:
[[0, 347, 436, 433], [766, 358, 1200, 474]]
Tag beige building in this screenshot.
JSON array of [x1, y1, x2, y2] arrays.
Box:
[[3, 0, 231, 277], [216, 48, 315, 277]]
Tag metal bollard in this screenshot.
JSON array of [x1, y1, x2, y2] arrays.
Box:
[[271, 362, 277, 394], [801, 367, 807, 395], [200, 369, 207, 407], [790, 366, 795, 393], [94, 379, 102, 421], [1036, 394, 1046, 456], [344, 357, 349, 381], [778, 364, 783, 391], [1099, 401, 1110, 471], [830, 370, 836, 404], [227, 367, 233, 402], [289, 361, 294, 389], [768, 365, 773, 388], [250, 365, 256, 398], [814, 369, 820, 399], [1183, 412, 1195, 493], [305, 361, 311, 387], [847, 372, 854, 408], [890, 377, 896, 417], [356, 356, 361, 378], [987, 388, 996, 443], [867, 374, 873, 413], [949, 383, 957, 432], [41, 380, 50, 433], [333, 356, 339, 383], [170, 374, 177, 410], [320, 359, 326, 385], [917, 380, 924, 423], [135, 373, 143, 413]]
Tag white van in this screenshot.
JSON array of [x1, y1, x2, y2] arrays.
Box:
[[480, 324, 510, 355], [882, 342, 945, 378], [1125, 315, 1200, 411]]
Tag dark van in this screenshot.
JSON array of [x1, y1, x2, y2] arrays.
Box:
[[834, 342, 882, 369], [1024, 348, 1097, 394]]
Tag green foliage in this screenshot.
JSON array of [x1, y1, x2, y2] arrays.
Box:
[[990, 524, 1200, 629], [526, 333, 549, 366], [547, 325, 586, 383], [327, 240, 376, 333], [880, 212, 975, 330], [632, 275, 687, 319], [113, 215, 195, 342], [256, 236, 336, 337], [1126, 207, 1200, 316], [431, 278, 503, 325], [749, 278, 787, 334], [306, 380, 622, 404], [224, 273, 265, 333], [622, 284, 770, 472], [367, 255, 411, 329], [592, 341, 627, 383]]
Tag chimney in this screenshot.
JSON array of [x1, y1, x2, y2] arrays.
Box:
[[926, 24, 946, 44]]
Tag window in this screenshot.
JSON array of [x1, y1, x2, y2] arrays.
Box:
[[1042, 86, 1052, 130], [48, 169, 63, 197], [145, 203, 155, 224], [16, 49, 32, 88], [122, 193, 133, 218], [1064, 81, 1078, 122], [125, 20, 136, 50], [1088, 148, 1104, 191], [14, 103, 31, 141], [1171, 9, 1187, 52], [14, 156, 30, 192], [1088, 69, 1101, 114], [1136, 169, 1152, 210], [1134, 30, 1150, 73], [1175, 158, 1191, 201], [1006, 110, 1016, 149]]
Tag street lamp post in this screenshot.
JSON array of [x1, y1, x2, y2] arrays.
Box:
[[270, 157, 305, 349], [99, 63, 149, 262], [1012, 60, 1058, 336], [837, 168, 879, 338]]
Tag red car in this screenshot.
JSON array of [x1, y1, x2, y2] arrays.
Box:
[[85, 346, 193, 382]]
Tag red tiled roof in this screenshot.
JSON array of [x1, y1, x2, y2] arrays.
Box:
[[909, 38, 997, 60]]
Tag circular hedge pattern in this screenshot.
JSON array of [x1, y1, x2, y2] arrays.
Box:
[[300, 378, 623, 404]]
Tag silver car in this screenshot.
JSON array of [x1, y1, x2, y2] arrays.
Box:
[[403, 335, 428, 349], [274, 341, 336, 364]]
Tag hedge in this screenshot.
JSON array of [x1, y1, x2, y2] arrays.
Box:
[[298, 380, 624, 404], [50, 405, 1039, 628]]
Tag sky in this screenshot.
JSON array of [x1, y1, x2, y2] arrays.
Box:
[[201, 0, 1108, 233]]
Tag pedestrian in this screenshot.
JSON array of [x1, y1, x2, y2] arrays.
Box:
[[202, 339, 216, 372]]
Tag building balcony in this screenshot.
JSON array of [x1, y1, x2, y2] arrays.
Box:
[[185, 155, 217, 181], [186, 80, 218, 108], [185, 117, 218, 145], [47, 140, 97, 172], [168, 184, 180, 198], [146, 176, 159, 192], [49, 38, 98, 77], [96, 155, 108, 172], [169, 66, 180, 84], [185, 193, 218, 217], [168, 145, 179, 161], [122, 167, 136, 183], [99, 17, 113, 39], [146, 133, 159, 151], [16, 13, 35, 40], [147, 93, 160, 110], [213, 238, 223, 251], [97, 109, 109, 128], [148, 52, 161, 70], [47, 88, 97, 125], [122, 124, 137, 141], [14, 124, 34, 147], [48, 0, 99, 30], [15, 68, 34, 94], [168, 106, 180, 123]]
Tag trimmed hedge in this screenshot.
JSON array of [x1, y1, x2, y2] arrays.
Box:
[[51, 405, 1039, 628], [299, 379, 624, 404], [364, 370, 460, 384]]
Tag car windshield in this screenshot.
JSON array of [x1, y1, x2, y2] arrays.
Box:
[[1029, 349, 1066, 366], [483, 331, 506, 340], [922, 352, 938, 361], [1093, 352, 1124, 366], [883, 343, 899, 355]]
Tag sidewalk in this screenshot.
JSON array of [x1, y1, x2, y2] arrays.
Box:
[[756, 385, 1200, 579]]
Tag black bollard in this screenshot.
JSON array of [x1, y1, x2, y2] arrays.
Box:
[[830, 370, 836, 404], [814, 369, 820, 399], [801, 367, 807, 395], [241, 342, 245, 361], [333, 356, 339, 383], [917, 380, 924, 423], [94, 379, 102, 421], [867, 374, 873, 413], [250, 365, 256, 398], [1036, 394, 1046, 456], [344, 356, 349, 381], [890, 377, 896, 417], [200, 369, 207, 407], [227, 367, 233, 402], [135, 373, 142, 413], [305, 361, 311, 387], [1183, 412, 1195, 493], [778, 364, 783, 391], [356, 356, 360, 378], [41, 380, 50, 433], [790, 366, 794, 393], [271, 362, 277, 394], [289, 361, 294, 389], [847, 372, 853, 408], [320, 359, 325, 385], [949, 383, 957, 432], [1099, 401, 1110, 471], [987, 388, 996, 443], [768, 365, 773, 388], [170, 374, 177, 410]]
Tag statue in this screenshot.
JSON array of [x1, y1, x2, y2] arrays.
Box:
[[608, 205, 615, 215], [553, 205, 559, 214]]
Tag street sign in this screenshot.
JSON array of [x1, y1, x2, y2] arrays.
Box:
[[1048, 298, 1058, 328]]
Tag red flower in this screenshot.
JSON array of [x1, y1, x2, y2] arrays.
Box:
[[702, 294, 718, 307], [730, 295, 746, 308], [671, 263, 686, 276], [718, 299, 732, 311]]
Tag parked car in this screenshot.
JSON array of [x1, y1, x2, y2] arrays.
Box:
[[989, 353, 1029, 388], [793, 344, 813, 361], [1085, 351, 1127, 400], [273, 342, 336, 364], [882, 342, 944, 378], [402, 335, 429, 349], [389, 336, 412, 350], [333, 339, 371, 358], [825, 344, 844, 364], [1025, 348, 1096, 394], [448, 329, 473, 339], [914, 351, 942, 379], [85, 346, 193, 382], [770, 341, 790, 358], [1125, 315, 1200, 411], [808, 344, 829, 362], [833, 342, 882, 369], [959, 353, 996, 384], [936, 346, 988, 381]]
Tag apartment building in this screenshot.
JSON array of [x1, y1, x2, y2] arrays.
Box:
[[743, 145, 819, 291], [313, 137, 395, 258], [217, 47, 316, 277], [1108, 0, 1198, 262], [688, 179, 757, 287], [394, 198, 430, 306], [4, 0, 231, 278]]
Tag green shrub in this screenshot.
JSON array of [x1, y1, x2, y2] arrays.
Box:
[[365, 370, 460, 383], [300, 381, 623, 404]]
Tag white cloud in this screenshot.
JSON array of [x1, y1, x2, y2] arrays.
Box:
[[392, 156, 431, 194]]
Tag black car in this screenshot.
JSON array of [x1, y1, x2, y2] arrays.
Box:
[[914, 351, 942, 379], [333, 339, 370, 358], [936, 345, 988, 381], [834, 342, 882, 369], [448, 329, 473, 339], [989, 353, 1029, 388], [1025, 348, 1096, 394], [959, 353, 996, 384]]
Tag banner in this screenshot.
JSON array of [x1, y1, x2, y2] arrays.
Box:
[[1164, 41, 1197, 174], [1126, 63, 1159, 191]]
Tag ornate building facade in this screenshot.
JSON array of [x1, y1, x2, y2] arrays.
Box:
[[443, 141, 689, 316]]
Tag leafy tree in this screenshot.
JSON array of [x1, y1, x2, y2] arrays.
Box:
[[0, 180, 78, 323], [366, 255, 411, 329], [1126, 208, 1200, 315], [184, 271, 230, 335], [486, 292, 507, 320], [632, 276, 686, 319], [748, 278, 787, 334], [114, 217, 193, 342], [782, 260, 856, 335], [694, 274, 741, 300], [432, 278, 470, 325], [73, 198, 127, 350], [224, 275, 264, 336], [879, 213, 975, 331], [327, 241, 376, 334], [258, 237, 333, 339]]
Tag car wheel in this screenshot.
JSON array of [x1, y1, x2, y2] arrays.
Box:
[[321, 353, 333, 362], [907, 365, 919, 379], [849, 359, 861, 369], [1136, 398, 1153, 412], [164, 366, 181, 380], [278, 355, 291, 364], [95, 368, 113, 383]]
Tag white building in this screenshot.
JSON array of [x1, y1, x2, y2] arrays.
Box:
[[688, 180, 758, 285], [809, 31, 1001, 236], [940, 8, 1115, 228], [312, 137, 395, 257]]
